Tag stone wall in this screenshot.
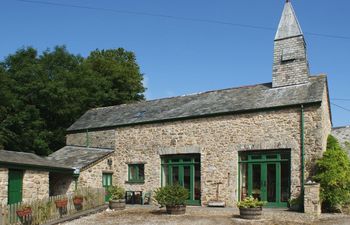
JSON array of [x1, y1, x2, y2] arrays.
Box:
[[49, 173, 74, 196], [304, 183, 321, 215], [0, 168, 8, 205], [22, 170, 49, 202], [66, 129, 115, 149], [273, 36, 309, 87], [109, 104, 329, 206], [78, 155, 115, 189]]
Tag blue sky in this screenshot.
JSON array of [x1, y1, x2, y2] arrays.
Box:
[[1, 0, 349, 127]]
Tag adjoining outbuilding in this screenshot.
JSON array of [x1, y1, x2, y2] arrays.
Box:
[[48, 145, 114, 200], [0, 150, 72, 205]]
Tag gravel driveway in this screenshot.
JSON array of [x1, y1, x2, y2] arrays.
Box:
[[62, 206, 350, 225]]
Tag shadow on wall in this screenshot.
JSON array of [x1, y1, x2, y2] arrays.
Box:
[[49, 173, 73, 196]]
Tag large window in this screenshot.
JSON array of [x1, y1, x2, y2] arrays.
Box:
[[128, 164, 145, 183]]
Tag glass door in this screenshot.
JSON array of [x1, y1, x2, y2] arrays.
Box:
[[161, 155, 200, 205], [239, 151, 290, 207], [102, 173, 112, 202]]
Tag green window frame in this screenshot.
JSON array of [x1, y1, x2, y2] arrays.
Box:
[[128, 164, 145, 183]]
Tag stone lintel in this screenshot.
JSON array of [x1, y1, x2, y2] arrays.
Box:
[[234, 140, 298, 151], [158, 145, 201, 155]]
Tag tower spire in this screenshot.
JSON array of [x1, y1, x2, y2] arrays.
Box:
[[272, 0, 310, 88], [275, 0, 303, 40]]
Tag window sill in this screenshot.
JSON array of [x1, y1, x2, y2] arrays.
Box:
[[125, 181, 145, 184]]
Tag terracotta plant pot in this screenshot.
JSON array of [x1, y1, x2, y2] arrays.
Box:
[[165, 205, 186, 215], [239, 207, 262, 220], [109, 199, 126, 210], [16, 207, 32, 217], [73, 196, 84, 205], [55, 199, 68, 208]]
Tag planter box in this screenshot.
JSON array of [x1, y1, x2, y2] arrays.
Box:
[[239, 207, 262, 220], [109, 199, 126, 210], [166, 205, 186, 215]]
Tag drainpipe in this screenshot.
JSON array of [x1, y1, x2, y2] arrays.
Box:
[[300, 105, 305, 209]]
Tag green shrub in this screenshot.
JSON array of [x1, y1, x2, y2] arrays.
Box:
[[313, 135, 350, 212], [237, 196, 266, 209], [107, 186, 125, 200], [154, 184, 189, 206]]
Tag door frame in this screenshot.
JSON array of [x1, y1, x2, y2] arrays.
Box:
[[161, 155, 200, 205], [238, 150, 290, 208]]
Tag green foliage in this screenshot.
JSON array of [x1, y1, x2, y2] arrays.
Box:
[[288, 195, 302, 211], [154, 185, 189, 207], [0, 46, 145, 155], [237, 196, 266, 209], [314, 135, 350, 211], [107, 185, 125, 200]]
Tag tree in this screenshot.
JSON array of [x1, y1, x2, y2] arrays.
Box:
[[0, 46, 145, 155], [314, 135, 350, 212]]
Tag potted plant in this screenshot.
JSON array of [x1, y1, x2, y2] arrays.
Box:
[[73, 190, 84, 211], [55, 198, 68, 217], [108, 185, 126, 210], [154, 184, 189, 215], [16, 204, 32, 225], [237, 196, 266, 220]]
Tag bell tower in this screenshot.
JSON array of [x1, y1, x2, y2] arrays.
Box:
[[272, 0, 310, 88]]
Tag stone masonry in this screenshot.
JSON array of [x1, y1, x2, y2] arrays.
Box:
[[22, 170, 49, 202], [66, 130, 115, 149], [0, 168, 8, 205], [66, 90, 331, 207], [273, 36, 310, 88], [304, 183, 321, 216]]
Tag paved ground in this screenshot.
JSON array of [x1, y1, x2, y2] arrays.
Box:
[[62, 205, 350, 225]]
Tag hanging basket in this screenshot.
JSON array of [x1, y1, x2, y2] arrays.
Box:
[[55, 199, 68, 208]]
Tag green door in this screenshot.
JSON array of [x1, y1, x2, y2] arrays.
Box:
[[102, 173, 112, 202], [161, 155, 200, 205], [239, 152, 290, 207], [8, 169, 23, 205]]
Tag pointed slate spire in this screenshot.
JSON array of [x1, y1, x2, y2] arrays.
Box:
[[275, 0, 303, 40], [272, 0, 310, 88]]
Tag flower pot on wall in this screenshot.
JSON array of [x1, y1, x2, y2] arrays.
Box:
[[16, 207, 33, 225], [109, 199, 126, 210], [73, 196, 84, 211], [239, 207, 262, 220], [55, 199, 68, 208], [165, 205, 186, 215]]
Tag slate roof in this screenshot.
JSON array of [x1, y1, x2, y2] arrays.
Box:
[[332, 126, 350, 147], [275, 1, 303, 40], [67, 75, 327, 132], [0, 150, 72, 171], [47, 146, 114, 170]]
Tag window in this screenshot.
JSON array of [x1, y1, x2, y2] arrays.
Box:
[[128, 164, 144, 183]]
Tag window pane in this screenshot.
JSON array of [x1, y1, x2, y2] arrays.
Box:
[[139, 164, 144, 180], [280, 162, 290, 202], [130, 165, 136, 180]]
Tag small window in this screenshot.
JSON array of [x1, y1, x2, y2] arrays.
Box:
[[128, 164, 145, 183]]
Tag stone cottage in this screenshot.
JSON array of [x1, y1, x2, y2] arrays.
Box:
[[50, 1, 332, 207], [0, 150, 72, 205]]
